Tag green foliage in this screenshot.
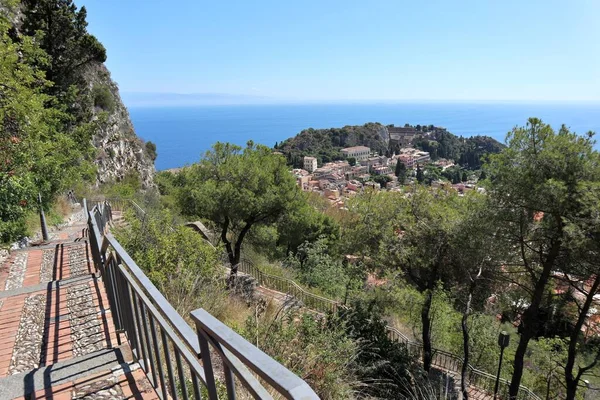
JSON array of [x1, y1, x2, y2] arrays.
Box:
[[485, 118, 600, 397], [413, 131, 504, 169], [276, 193, 339, 255], [415, 164, 424, 183], [0, 6, 94, 242], [339, 299, 418, 399], [285, 238, 362, 299], [100, 171, 142, 199], [395, 160, 407, 183], [278, 123, 388, 167], [177, 142, 301, 266], [92, 85, 114, 111], [115, 209, 219, 287], [372, 174, 392, 188], [22, 0, 107, 97], [145, 141, 157, 161], [347, 157, 356, 166], [242, 308, 357, 399]]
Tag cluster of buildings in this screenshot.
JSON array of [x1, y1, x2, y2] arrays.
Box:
[[292, 145, 433, 206]]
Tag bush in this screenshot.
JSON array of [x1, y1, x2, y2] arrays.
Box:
[[92, 85, 115, 111], [145, 141, 157, 162], [242, 305, 357, 399]]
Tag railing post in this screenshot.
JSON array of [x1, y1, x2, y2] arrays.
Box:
[[38, 193, 49, 241], [196, 327, 219, 400]]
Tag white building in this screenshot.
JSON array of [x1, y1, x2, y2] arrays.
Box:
[[341, 146, 370, 161], [303, 156, 318, 172]]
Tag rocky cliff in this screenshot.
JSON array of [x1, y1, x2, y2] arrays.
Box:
[[84, 64, 155, 188]]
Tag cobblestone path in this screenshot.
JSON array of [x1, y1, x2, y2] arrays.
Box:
[[0, 209, 158, 400]]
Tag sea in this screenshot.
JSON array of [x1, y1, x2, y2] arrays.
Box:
[[128, 102, 600, 171]]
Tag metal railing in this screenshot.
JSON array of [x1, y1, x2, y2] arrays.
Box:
[[86, 199, 319, 400], [385, 325, 541, 400], [237, 259, 340, 314]]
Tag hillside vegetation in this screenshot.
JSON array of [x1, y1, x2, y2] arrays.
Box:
[[276, 121, 504, 170], [276, 123, 389, 167], [0, 0, 155, 243]]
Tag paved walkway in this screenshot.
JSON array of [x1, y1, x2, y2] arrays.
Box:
[[0, 210, 158, 400]]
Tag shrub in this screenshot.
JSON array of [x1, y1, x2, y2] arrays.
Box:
[[145, 141, 157, 161], [92, 85, 115, 111]]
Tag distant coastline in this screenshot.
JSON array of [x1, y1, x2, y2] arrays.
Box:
[[128, 102, 600, 170]]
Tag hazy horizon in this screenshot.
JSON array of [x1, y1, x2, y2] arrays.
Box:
[[122, 91, 600, 108], [82, 0, 600, 103]]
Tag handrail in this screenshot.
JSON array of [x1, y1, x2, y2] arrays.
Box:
[[86, 199, 319, 400], [98, 197, 541, 400], [237, 259, 340, 314]]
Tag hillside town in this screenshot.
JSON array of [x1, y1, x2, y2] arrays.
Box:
[[293, 144, 478, 207]]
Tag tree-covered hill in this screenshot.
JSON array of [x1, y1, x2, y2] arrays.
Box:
[[276, 121, 505, 170], [413, 130, 505, 169], [275, 123, 389, 167]]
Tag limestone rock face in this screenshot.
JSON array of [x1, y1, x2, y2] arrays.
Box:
[[85, 64, 155, 188]]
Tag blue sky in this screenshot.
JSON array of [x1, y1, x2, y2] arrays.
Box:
[[81, 0, 600, 102]]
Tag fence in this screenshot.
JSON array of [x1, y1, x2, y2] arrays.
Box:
[[236, 259, 340, 314], [86, 199, 319, 400], [98, 197, 542, 400], [238, 259, 541, 400]]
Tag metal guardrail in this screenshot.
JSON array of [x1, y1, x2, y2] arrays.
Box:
[[237, 259, 340, 314], [86, 198, 319, 400]]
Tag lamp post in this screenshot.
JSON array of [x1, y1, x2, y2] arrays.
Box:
[[494, 331, 510, 400], [38, 193, 49, 242]]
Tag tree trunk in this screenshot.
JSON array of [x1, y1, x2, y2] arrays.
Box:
[[461, 287, 475, 398], [422, 290, 434, 372], [564, 275, 600, 400], [462, 267, 482, 400], [509, 261, 555, 398]]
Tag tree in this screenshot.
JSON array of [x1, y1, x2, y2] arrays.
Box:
[[383, 187, 463, 371], [485, 118, 600, 399], [416, 164, 424, 183], [0, 1, 94, 242], [145, 141, 157, 162], [339, 299, 418, 399], [395, 161, 407, 184], [461, 171, 468, 182], [479, 169, 487, 181], [347, 157, 356, 166], [449, 192, 499, 398], [22, 0, 107, 96], [177, 142, 301, 274], [372, 174, 392, 188], [276, 194, 339, 255]]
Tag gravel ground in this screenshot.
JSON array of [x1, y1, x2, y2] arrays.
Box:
[[68, 245, 89, 278], [67, 284, 106, 357], [8, 294, 47, 374], [39, 249, 56, 283], [72, 378, 125, 400], [5, 252, 28, 290]]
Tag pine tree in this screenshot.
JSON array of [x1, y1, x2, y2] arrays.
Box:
[[416, 164, 424, 183], [395, 161, 407, 184]]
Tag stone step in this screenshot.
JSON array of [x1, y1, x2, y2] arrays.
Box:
[[0, 347, 134, 399]]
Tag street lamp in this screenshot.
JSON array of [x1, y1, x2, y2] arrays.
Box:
[[494, 331, 510, 400]]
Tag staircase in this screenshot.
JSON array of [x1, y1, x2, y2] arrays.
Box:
[[0, 207, 158, 400]]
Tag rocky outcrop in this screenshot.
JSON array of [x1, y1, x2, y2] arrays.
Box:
[[85, 64, 155, 188]]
